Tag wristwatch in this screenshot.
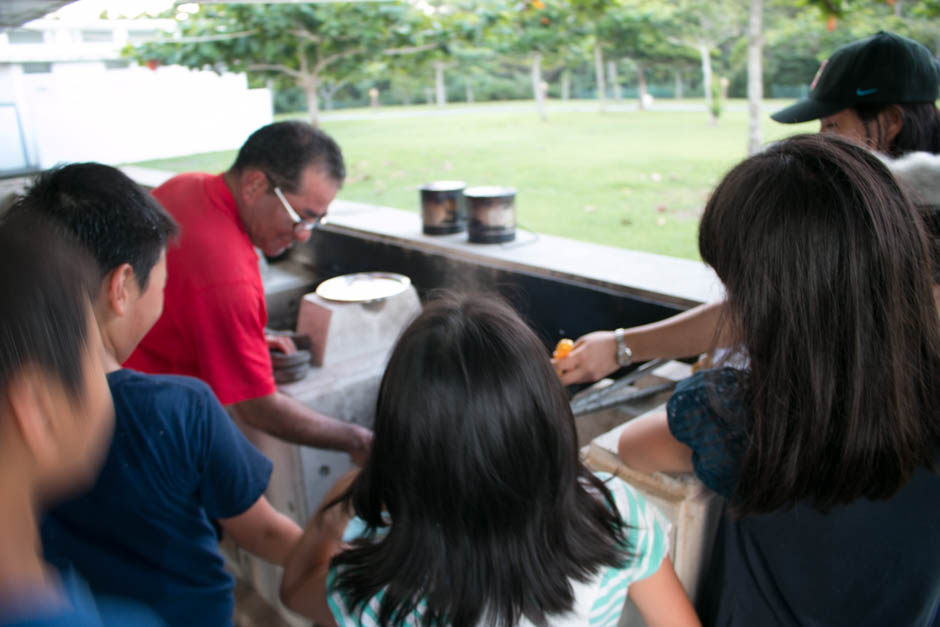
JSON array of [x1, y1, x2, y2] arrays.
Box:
[[614, 328, 633, 368]]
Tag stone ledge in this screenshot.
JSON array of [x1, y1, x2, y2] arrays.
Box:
[[321, 200, 723, 308]]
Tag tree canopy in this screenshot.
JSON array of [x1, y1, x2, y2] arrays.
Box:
[[129, 2, 443, 122], [125, 0, 940, 127]]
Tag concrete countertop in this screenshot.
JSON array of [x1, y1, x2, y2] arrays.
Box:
[[323, 199, 724, 308]]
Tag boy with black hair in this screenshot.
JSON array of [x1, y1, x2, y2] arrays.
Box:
[[10, 163, 302, 626], [0, 212, 162, 626]]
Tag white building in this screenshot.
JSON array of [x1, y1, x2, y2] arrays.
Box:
[[0, 17, 272, 175]]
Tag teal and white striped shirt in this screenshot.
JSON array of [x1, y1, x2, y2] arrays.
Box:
[[327, 472, 668, 627]]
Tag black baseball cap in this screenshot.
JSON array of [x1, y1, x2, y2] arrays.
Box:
[[771, 31, 940, 124]]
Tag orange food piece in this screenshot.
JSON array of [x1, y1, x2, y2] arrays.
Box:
[[690, 353, 713, 374], [553, 338, 574, 360]]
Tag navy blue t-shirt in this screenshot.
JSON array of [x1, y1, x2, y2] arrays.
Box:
[[41, 369, 273, 627], [0, 565, 164, 626]]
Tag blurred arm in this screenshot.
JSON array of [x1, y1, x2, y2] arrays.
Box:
[[617, 410, 693, 474], [227, 393, 373, 465], [629, 556, 701, 627], [218, 496, 302, 566], [280, 470, 359, 624], [556, 301, 729, 385]]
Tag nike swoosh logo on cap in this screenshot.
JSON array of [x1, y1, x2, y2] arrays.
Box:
[[856, 87, 878, 96]]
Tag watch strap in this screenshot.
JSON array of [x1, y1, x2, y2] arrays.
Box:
[[614, 328, 633, 368]]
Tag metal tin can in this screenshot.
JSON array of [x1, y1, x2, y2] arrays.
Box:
[[420, 181, 466, 235], [465, 186, 516, 243]]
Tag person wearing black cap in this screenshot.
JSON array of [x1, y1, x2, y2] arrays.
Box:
[[772, 30, 940, 285], [554, 30, 940, 387], [771, 30, 940, 156]]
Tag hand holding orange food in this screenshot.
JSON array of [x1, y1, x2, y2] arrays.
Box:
[[552, 331, 623, 385], [552, 338, 574, 360]]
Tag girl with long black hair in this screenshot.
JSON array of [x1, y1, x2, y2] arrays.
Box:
[[281, 295, 699, 627], [617, 134, 940, 625]]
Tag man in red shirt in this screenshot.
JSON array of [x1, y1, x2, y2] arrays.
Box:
[[126, 121, 372, 464]]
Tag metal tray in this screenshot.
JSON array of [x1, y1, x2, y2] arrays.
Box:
[[315, 272, 412, 303]]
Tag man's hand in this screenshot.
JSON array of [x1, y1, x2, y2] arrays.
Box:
[[266, 332, 297, 355], [227, 392, 374, 463]]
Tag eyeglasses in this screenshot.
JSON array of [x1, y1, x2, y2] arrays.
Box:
[[273, 186, 321, 232]]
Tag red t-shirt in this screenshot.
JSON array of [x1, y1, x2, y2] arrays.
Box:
[[125, 173, 276, 405]]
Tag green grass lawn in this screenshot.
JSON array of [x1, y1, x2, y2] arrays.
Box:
[[130, 100, 817, 260]]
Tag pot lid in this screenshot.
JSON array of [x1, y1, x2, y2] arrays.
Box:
[[463, 185, 516, 198], [420, 181, 466, 191], [315, 272, 412, 303]]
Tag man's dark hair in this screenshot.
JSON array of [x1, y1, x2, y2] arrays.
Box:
[[699, 134, 940, 515], [0, 212, 97, 401], [230, 121, 345, 192], [9, 163, 178, 290], [330, 294, 629, 627], [855, 102, 940, 156]]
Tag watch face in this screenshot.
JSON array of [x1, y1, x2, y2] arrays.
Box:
[[618, 347, 631, 367]]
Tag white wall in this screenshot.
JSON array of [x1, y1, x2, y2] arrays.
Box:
[[17, 63, 271, 168], [0, 19, 273, 172], [0, 64, 45, 172]]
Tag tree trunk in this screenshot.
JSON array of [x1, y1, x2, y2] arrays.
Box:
[[746, 0, 763, 155], [636, 63, 648, 110], [699, 43, 715, 125], [465, 77, 474, 103], [594, 42, 607, 112], [674, 69, 683, 99], [434, 62, 446, 107], [607, 60, 621, 101], [561, 70, 570, 101], [304, 77, 320, 126], [298, 45, 319, 126], [532, 52, 546, 121], [266, 79, 276, 116]]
